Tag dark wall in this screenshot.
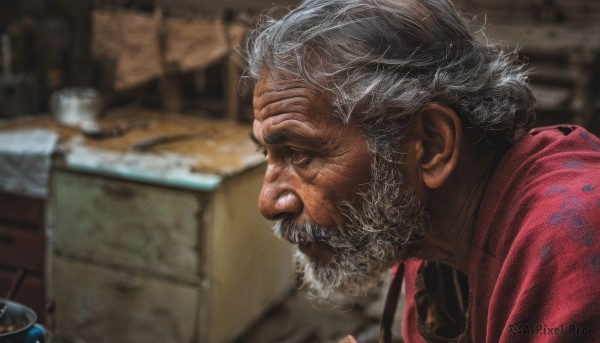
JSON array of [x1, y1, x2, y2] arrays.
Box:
[[454, 0, 600, 24]]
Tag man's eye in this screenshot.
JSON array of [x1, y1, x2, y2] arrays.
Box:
[[289, 148, 312, 166]]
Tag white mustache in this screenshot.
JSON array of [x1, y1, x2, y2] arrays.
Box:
[[272, 218, 355, 248]]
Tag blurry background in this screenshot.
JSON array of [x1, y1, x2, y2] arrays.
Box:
[[0, 0, 598, 342]]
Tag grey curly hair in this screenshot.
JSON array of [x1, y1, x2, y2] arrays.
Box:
[[246, 0, 535, 161]]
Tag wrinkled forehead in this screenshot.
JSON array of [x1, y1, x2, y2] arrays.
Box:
[[252, 71, 333, 123]]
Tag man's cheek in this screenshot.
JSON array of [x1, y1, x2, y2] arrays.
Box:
[[307, 192, 347, 227]]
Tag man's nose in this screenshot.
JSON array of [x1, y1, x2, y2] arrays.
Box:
[[258, 171, 302, 220]]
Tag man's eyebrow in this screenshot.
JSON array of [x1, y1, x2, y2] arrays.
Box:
[[264, 130, 295, 145], [250, 129, 319, 147]]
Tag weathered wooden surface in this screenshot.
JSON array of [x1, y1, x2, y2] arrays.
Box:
[[90, 0, 299, 15], [92, 9, 162, 91], [486, 23, 600, 127], [455, 0, 600, 24], [224, 23, 248, 121], [0, 107, 265, 177], [485, 24, 600, 55], [92, 9, 232, 91], [84, 107, 263, 175], [48, 165, 294, 342], [40, 112, 294, 342], [158, 0, 299, 15], [203, 164, 294, 343], [52, 256, 199, 343], [165, 17, 229, 73], [51, 171, 201, 282]]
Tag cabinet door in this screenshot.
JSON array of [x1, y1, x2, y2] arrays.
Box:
[[50, 171, 202, 281], [0, 192, 46, 323], [52, 257, 199, 343]]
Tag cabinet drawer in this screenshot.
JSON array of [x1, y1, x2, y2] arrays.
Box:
[[0, 192, 44, 231], [52, 257, 198, 343], [0, 226, 44, 273], [51, 171, 202, 280]]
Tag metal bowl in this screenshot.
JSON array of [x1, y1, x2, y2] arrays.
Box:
[[50, 87, 104, 127], [0, 298, 45, 342]]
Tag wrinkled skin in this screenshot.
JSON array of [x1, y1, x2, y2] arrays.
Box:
[[252, 72, 431, 298], [252, 68, 499, 303], [252, 72, 373, 265], [252, 66, 500, 341]]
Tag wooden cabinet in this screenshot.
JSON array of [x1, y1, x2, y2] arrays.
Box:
[[52, 257, 199, 342], [51, 171, 201, 281], [47, 164, 294, 343], [0, 192, 46, 323]]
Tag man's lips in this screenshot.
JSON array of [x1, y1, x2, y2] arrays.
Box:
[[276, 221, 335, 264]]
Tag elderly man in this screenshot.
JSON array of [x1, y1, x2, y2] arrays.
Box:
[[246, 0, 600, 341]]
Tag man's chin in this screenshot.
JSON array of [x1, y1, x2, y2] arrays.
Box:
[[293, 248, 387, 299]]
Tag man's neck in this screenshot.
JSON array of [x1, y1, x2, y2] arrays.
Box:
[[415, 147, 500, 273]]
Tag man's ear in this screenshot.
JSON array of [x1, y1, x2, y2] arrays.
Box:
[[410, 103, 462, 189]]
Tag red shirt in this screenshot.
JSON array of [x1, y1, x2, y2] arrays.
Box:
[[402, 126, 600, 342]]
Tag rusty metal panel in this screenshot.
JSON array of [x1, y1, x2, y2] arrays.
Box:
[[52, 256, 198, 343], [50, 170, 202, 282]]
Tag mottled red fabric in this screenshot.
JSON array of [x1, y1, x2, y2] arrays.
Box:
[[402, 126, 600, 342]]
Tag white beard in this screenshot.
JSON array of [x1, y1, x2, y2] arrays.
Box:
[[273, 156, 427, 299]]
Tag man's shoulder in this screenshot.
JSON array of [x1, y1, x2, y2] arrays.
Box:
[[506, 125, 600, 242], [472, 126, 600, 340], [488, 126, 600, 280], [477, 125, 600, 251], [510, 125, 600, 180]]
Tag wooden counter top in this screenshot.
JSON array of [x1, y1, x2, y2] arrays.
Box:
[[0, 107, 265, 190]]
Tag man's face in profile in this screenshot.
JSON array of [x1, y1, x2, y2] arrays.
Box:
[[252, 72, 427, 298]]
